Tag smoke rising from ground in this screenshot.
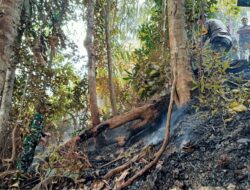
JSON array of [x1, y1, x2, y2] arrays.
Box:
[[144, 105, 188, 145]]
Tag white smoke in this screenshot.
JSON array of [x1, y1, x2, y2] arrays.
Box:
[[144, 105, 187, 145]]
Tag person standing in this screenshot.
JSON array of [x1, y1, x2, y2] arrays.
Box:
[[16, 102, 51, 173], [237, 17, 250, 60]]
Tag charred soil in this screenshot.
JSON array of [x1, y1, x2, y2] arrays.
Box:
[[136, 108, 250, 190], [0, 101, 249, 190]]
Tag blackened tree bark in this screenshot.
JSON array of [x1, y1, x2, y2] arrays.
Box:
[[84, 0, 101, 126], [104, 0, 118, 116], [167, 0, 193, 106]]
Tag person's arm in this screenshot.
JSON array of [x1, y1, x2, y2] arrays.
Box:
[[40, 132, 51, 146], [42, 132, 51, 137], [202, 34, 209, 44], [238, 28, 250, 34], [237, 27, 244, 34], [201, 22, 209, 45], [237, 28, 241, 34], [41, 132, 45, 137]]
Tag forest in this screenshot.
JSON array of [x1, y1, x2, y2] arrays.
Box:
[[0, 0, 249, 189]]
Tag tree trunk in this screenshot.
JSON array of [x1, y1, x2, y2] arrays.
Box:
[[84, 0, 101, 126], [0, 0, 23, 97], [0, 0, 24, 158], [104, 0, 118, 116], [0, 19, 25, 130], [0, 66, 15, 131], [0, 30, 25, 160], [167, 0, 193, 106], [0, 66, 16, 160]]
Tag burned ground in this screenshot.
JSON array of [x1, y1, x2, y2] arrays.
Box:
[[77, 103, 250, 190], [0, 100, 249, 190], [137, 109, 250, 190]]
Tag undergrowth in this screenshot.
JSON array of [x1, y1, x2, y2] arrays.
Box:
[[193, 48, 250, 120]]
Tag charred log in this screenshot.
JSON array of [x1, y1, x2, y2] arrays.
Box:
[[78, 95, 169, 146]]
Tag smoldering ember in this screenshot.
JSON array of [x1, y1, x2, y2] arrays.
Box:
[[0, 1, 250, 190]]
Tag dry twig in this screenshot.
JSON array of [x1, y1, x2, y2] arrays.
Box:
[[0, 170, 18, 179], [32, 175, 75, 190], [103, 152, 146, 180], [99, 156, 125, 169]]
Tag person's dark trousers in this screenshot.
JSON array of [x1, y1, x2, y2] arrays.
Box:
[[17, 141, 37, 173], [211, 37, 232, 53]]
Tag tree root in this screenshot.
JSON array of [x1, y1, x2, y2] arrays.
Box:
[[113, 64, 177, 190], [79, 96, 168, 145], [32, 175, 75, 190], [99, 147, 145, 169], [103, 152, 146, 180], [99, 155, 124, 169], [0, 170, 19, 179]]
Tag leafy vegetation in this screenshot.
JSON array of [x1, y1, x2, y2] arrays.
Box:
[[6, 0, 245, 147], [0, 1, 249, 188], [126, 0, 170, 100], [192, 48, 250, 121]]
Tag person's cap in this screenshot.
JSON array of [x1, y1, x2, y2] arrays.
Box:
[[195, 14, 208, 22], [199, 13, 208, 19]]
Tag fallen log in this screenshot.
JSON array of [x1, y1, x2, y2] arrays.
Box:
[[78, 95, 169, 146]]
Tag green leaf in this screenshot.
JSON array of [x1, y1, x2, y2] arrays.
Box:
[[229, 102, 247, 113]]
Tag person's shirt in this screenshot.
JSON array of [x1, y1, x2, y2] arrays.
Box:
[[202, 19, 232, 43], [237, 25, 250, 44], [29, 112, 45, 142]]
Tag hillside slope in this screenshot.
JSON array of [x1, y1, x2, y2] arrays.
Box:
[[137, 108, 250, 190]]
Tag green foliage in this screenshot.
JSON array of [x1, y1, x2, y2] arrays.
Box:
[[210, 0, 240, 18], [193, 48, 250, 118], [128, 0, 218, 101], [94, 0, 156, 111], [127, 50, 170, 100], [185, 0, 218, 20], [10, 0, 89, 139], [13, 51, 88, 133], [48, 58, 87, 122], [137, 20, 161, 54], [193, 49, 230, 114], [126, 0, 170, 100]]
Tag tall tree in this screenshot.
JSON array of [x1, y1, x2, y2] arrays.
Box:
[[0, 0, 23, 97], [0, 0, 24, 156], [84, 0, 100, 126], [0, 43, 20, 142], [104, 0, 118, 116], [167, 0, 193, 106], [0, 66, 16, 159]]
